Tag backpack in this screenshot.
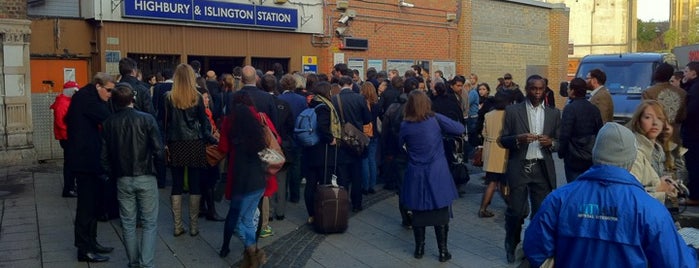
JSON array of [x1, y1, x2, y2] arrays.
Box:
[[294, 104, 324, 147]]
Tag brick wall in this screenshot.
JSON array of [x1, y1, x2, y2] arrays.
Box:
[[319, 0, 460, 75], [0, 0, 27, 19], [468, 0, 569, 107]]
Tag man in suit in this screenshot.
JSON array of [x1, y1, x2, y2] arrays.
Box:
[[233, 65, 278, 126], [332, 75, 372, 212], [500, 75, 561, 263], [586, 68, 614, 123]]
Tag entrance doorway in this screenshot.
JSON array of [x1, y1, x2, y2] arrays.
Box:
[[188, 56, 245, 77], [129, 53, 180, 78], [251, 57, 290, 74]]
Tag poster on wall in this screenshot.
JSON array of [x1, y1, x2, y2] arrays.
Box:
[[368, 59, 383, 72], [347, 58, 365, 81], [386, 60, 414, 76], [106, 50, 121, 77], [64, 68, 76, 84], [333, 53, 345, 66], [432, 61, 456, 80]]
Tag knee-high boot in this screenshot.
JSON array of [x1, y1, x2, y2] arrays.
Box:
[[435, 225, 451, 262], [171, 195, 186, 236], [412, 226, 425, 259], [189, 195, 201, 236]]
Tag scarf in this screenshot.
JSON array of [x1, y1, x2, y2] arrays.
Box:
[[315, 95, 342, 139]]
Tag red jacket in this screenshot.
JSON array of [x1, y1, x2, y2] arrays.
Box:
[[49, 94, 71, 140]]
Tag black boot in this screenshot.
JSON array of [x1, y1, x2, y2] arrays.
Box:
[[435, 225, 451, 262], [412, 226, 425, 259], [205, 189, 225, 221]]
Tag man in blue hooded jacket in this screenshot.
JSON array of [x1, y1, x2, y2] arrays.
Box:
[[523, 122, 697, 267]]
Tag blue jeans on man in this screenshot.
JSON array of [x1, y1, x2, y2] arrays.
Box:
[[116, 175, 159, 268]]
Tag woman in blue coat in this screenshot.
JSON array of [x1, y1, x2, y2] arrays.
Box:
[[399, 90, 464, 262]]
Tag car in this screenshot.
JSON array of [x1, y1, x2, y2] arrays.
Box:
[[560, 53, 678, 124]]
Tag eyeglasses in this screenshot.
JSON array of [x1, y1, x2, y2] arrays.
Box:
[[100, 85, 113, 92]]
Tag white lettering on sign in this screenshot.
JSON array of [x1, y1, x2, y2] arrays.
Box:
[[134, 0, 190, 14], [205, 6, 254, 19], [257, 11, 291, 23]]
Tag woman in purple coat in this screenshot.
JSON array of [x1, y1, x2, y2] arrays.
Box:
[[399, 90, 464, 262]]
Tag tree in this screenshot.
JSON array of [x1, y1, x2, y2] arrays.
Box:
[[664, 27, 678, 49]]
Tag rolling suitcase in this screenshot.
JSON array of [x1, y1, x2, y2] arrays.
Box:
[[313, 145, 349, 234]]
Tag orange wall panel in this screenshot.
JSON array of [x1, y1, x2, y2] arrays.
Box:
[[30, 59, 89, 94]]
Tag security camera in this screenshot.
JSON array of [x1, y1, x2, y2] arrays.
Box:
[[336, 27, 347, 36], [399, 0, 414, 7], [338, 15, 350, 24]]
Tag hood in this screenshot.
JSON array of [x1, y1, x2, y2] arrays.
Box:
[[397, 93, 408, 104], [575, 165, 644, 190]]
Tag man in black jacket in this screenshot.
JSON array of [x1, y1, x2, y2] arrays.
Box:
[[558, 78, 603, 182], [332, 76, 372, 212], [119, 57, 154, 116], [233, 65, 278, 126], [101, 83, 164, 268], [65, 72, 114, 263]]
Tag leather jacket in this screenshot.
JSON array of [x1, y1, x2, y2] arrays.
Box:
[[163, 93, 217, 144], [101, 107, 164, 178]]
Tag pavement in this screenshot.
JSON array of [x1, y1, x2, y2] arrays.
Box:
[[1, 158, 698, 268]]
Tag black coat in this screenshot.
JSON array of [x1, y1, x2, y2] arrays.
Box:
[[120, 75, 154, 116], [65, 84, 111, 174], [378, 86, 401, 117], [558, 98, 603, 172], [234, 85, 279, 128], [432, 90, 466, 125]]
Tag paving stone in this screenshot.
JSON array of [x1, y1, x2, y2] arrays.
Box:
[[0, 259, 41, 268]]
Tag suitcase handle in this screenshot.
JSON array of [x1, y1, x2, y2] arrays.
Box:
[[324, 144, 339, 186]]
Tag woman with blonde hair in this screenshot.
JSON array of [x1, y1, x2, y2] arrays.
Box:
[[163, 63, 218, 237], [360, 82, 380, 194], [400, 90, 464, 262], [627, 100, 676, 202]]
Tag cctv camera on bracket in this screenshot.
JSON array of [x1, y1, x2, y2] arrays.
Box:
[[399, 0, 414, 7], [338, 15, 350, 24]]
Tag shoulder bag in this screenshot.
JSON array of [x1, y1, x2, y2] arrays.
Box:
[[258, 112, 286, 175], [336, 94, 370, 156]]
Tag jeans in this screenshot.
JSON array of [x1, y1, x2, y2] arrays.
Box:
[[222, 188, 264, 249], [59, 140, 76, 193], [465, 117, 478, 157], [117, 175, 159, 268], [362, 137, 379, 191]]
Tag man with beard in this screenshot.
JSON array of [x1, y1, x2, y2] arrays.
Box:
[[586, 68, 614, 123]]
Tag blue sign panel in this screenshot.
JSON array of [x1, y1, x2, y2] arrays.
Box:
[[124, 0, 298, 29], [303, 65, 317, 73]]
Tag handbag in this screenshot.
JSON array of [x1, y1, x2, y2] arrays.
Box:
[[258, 112, 286, 175], [205, 144, 225, 166], [336, 94, 370, 156], [472, 146, 484, 167]]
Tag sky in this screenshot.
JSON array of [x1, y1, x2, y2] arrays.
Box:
[[637, 0, 669, 22]]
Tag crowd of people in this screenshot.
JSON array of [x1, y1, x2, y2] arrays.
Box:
[[51, 57, 699, 266]]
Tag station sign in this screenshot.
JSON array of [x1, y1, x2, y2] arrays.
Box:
[[124, 0, 298, 30]]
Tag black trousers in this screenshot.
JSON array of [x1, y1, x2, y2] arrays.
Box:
[[337, 161, 363, 210], [504, 160, 552, 252], [74, 173, 101, 252], [687, 148, 699, 200]]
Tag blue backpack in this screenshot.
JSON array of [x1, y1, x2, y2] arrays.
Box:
[[294, 104, 324, 147]]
